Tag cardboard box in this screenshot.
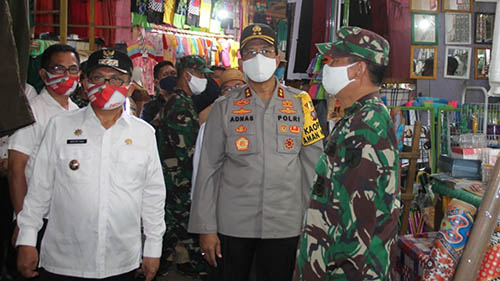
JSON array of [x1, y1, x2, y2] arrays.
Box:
[[396, 232, 438, 281]]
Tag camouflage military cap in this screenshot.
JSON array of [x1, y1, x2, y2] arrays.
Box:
[[316, 26, 390, 66], [176, 55, 213, 75]]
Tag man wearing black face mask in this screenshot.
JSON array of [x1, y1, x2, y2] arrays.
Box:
[[188, 24, 324, 281], [141, 61, 177, 124], [155, 55, 211, 280]]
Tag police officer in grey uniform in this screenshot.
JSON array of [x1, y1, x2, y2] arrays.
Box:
[[188, 23, 324, 281]]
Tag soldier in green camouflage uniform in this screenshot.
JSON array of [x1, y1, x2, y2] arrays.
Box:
[[156, 55, 210, 279], [294, 27, 400, 281]]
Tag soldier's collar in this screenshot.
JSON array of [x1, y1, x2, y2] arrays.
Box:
[[344, 91, 381, 116]]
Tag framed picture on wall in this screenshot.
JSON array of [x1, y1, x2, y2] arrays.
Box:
[[412, 13, 439, 44], [475, 47, 491, 80], [445, 13, 472, 45], [442, 0, 472, 12], [444, 46, 472, 79], [410, 0, 440, 12], [475, 13, 495, 44], [410, 45, 438, 79]]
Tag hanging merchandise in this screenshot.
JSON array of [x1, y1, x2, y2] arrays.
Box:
[[131, 0, 149, 26], [116, 0, 132, 44], [199, 0, 212, 28], [306, 54, 327, 100], [163, 0, 175, 24], [187, 0, 201, 27], [174, 0, 189, 28], [277, 19, 288, 53], [127, 30, 160, 95], [147, 0, 164, 24]]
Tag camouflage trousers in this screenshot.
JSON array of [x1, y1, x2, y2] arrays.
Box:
[[162, 183, 207, 277]]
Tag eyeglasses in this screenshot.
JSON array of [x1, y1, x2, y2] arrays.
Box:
[[47, 65, 80, 75], [222, 84, 244, 94], [242, 48, 275, 59], [88, 75, 127, 87]]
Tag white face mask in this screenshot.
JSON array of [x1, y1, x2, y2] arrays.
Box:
[[242, 54, 277, 83], [322, 63, 358, 96], [188, 73, 207, 95]]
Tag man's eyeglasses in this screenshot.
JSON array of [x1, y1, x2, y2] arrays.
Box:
[[242, 49, 275, 59], [47, 65, 80, 75], [88, 75, 127, 87]]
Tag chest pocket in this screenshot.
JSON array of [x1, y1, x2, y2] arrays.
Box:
[[113, 145, 148, 185], [226, 117, 258, 155], [57, 147, 93, 184]]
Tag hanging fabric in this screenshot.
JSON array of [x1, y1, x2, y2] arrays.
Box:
[[199, 0, 212, 28], [147, 0, 164, 24]]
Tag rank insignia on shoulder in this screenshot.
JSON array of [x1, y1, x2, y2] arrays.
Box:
[[285, 138, 294, 149], [69, 159, 80, 171], [235, 136, 249, 151], [125, 138, 133, 145], [236, 125, 248, 133], [280, 124, 288, 133], [277, 88, 285, 98], [74, 129, 83, 136], [232, 108, 252, 115], [245, 88, 252, 98], [290, 125, 301, 134], [280, 108, 297, 114], [234, 99, 251, 106]]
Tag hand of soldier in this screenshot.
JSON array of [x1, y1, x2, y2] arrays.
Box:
[[17, 245, 39, 278], [200, 233, 222, 267]]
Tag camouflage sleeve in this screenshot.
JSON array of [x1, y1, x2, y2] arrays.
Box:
[[329, 109, 398, 280], [158, 95, 200, 174], [295, 106, 399, 281]]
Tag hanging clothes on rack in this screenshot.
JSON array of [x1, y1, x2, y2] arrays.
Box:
[[163, 0, 176, 24], [127, 30, 159, 95], [199, 0, 212, 28], [174, 0, 189, 28], [186, 0, 201, 27], [147, 0, 164, 24]]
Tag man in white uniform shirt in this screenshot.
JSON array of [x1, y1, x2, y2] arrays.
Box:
[[9, 44, 80, 220], [15, 49, 166, 281]]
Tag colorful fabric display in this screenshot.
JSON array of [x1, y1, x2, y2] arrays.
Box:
[[422, 199, 477, 281]]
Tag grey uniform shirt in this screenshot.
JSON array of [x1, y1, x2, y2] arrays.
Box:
[[188, 81, 323, 239]]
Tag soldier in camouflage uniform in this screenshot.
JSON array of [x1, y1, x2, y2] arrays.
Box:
[[156, 55, 210, 279], [294, 26, 400, 281]]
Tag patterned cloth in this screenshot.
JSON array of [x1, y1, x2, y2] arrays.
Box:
[[147, 0, 164, 24], [294, 92, 400, 281], [156, 89, 206, 278]]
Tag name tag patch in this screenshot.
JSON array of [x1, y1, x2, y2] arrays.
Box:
[[67, 139, 87, 144]]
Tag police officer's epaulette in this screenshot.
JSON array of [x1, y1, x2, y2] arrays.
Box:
[[283, 85, 306, 97]]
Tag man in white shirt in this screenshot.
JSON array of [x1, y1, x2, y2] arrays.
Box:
[[8, 44, 81, 246], [16, 49, 166, 281], [9, 44, 80, 216]]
